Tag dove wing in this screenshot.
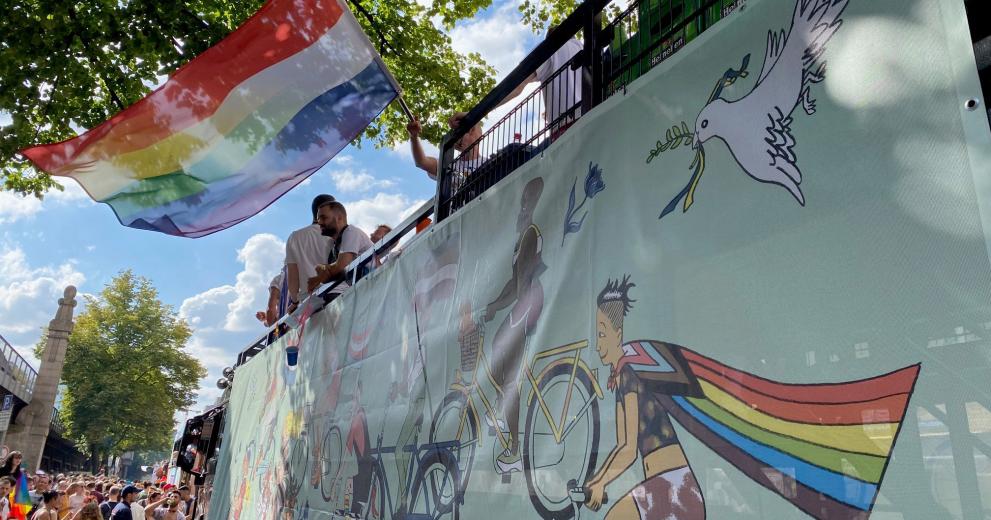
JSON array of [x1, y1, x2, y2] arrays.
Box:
[[758, 29, 787, 84], [759, 106, 805, 204], [791, 0, 850, 88]]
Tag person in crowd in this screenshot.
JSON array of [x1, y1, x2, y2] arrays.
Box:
[[175, 487, 193, 517], [138, 491, 161, 509], [494, 26, 583, 139], [71, 503, 101, 520], [0, 451, 23, 480], [99, 486, 120, 520], [30, 475, 50, 512], [306, 201, 373, 297], [406, 113, 485, 180], [286, 194, 336, 306], [91, 483, 104, 504], [109, 486, 138, 520], [84, 483, 98, 504], [66, 483, 85, 516], [128, 494, 144, 520], [0, 475, 13, 520], [143, 494, 184, 520], [32, 490, 60, 520]]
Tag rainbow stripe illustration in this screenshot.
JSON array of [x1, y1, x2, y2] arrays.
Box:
[[663, 347, 919, 519], [21, 0, 398, 237]]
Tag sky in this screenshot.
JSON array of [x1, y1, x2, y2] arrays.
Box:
[[0, 0, 544, 421]]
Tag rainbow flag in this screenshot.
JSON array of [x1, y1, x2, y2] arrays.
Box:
[[9, 471, 31, 520], [21, 0, 399, 237], [657, 346, 919, 519]]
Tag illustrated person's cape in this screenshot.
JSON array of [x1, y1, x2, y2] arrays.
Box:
[[620, 340, 920, 520]]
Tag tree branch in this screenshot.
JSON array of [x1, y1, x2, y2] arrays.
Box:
[[67, 7, 125, 111]]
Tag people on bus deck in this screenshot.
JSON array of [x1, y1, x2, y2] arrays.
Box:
[[307, 201, 374, 297], [285, 194, 336, 306], [256, 271, 286, 327], [495, 26, 583, 139], [370, 224, 400, 266], [406, 112, 485, 180]]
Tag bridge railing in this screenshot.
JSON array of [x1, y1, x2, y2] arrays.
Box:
[[0, 334, 38, 402]]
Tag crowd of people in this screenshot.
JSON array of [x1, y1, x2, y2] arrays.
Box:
[[0, 451, 197, 520]]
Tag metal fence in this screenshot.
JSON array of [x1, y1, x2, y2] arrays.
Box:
[[0, 334, 37, 402], [436, 0, 737, 220], [233, 0, 740, 368]]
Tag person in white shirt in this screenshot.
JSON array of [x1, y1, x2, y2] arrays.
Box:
[[496, 28, 583, 136], [306, 201, 374, 297], [255, 271, 286, 326], [285, 194, 335, 305]]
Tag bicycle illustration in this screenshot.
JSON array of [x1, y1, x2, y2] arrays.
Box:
[[428, 304, 604, 519], [312, 392, 462, 519]]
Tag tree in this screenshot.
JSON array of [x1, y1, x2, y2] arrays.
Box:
[[58, 270, 206, 471], [1, 0, 580, 198]]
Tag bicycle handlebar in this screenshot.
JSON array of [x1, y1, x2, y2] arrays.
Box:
[[567, 479, 608, 506]]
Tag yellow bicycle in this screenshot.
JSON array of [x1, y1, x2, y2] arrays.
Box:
[[428, 312, 604, 520]]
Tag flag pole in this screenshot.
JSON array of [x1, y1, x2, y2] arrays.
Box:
[[396, 95, 414, 122]]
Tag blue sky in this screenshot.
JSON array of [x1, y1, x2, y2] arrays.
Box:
[[0, 0, 543, 416]]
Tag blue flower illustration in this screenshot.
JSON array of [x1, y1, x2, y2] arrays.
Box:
[[584, 162, 605, 199], [563, 162, 606, 244]]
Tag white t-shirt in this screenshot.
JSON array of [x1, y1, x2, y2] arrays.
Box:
[[536, 37, 583, 129], [330, 225, 374, 294], [285, 224, 333, 302], [130, 502, 145, 519]]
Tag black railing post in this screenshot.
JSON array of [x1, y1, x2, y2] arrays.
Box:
[[582, 5, 604, 114], [434, 136, 456, 222]]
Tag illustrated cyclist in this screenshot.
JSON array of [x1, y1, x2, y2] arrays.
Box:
[[584, 276, 705, 519], [390, 327, 427, 519], [484, 176, 547, 474]]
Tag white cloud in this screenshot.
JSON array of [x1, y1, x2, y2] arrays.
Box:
[[450, 1, 535, 81], [179, 233, 285, 333], [0, 244, 86, 355], [0, 179, 94, 224], [345, 193, 428, 232], [329, 168, 396, 193], [178, 233, 289, 414]]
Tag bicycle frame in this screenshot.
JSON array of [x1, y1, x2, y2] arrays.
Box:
[[450, 336, 604, 449]]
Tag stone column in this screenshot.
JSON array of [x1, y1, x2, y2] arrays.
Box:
[[5, 286, 76, 472]]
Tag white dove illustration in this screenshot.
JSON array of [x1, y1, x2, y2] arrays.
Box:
[[693, 0, 850, 206]]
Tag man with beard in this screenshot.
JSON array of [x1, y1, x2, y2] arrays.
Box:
[[307, 201, 373, 299]]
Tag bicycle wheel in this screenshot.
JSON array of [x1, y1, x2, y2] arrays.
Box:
[[319, 425, 344, 503], [409, 448, 461, 520], [361, 462, 388, 520], [523, 363, 600, 520], [428, 391, 477, 496]]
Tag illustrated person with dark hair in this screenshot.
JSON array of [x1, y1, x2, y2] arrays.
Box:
[[484, 177, 547, 474], [584, 276, 705, 519]]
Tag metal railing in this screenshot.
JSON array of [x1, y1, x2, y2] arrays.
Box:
[[232, 0, 741, 368], [436, 0, 736, 220], [0, 334, 38, 402], [235, 200, 435, 367], [50, 407, 66, 437]]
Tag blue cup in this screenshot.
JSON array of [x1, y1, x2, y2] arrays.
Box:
[[286, 346, 299, 367]]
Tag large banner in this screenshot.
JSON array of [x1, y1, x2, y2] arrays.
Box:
[[209, 0, 991, 518]]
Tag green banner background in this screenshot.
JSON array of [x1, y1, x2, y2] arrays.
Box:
[[208, 0, 991, 518]]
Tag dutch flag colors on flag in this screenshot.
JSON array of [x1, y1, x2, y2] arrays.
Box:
[[21, 0, 399, 237]]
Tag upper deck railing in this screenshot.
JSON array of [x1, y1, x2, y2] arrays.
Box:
[[233, 0, 742, 368], [0, 334, 37, 403]]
